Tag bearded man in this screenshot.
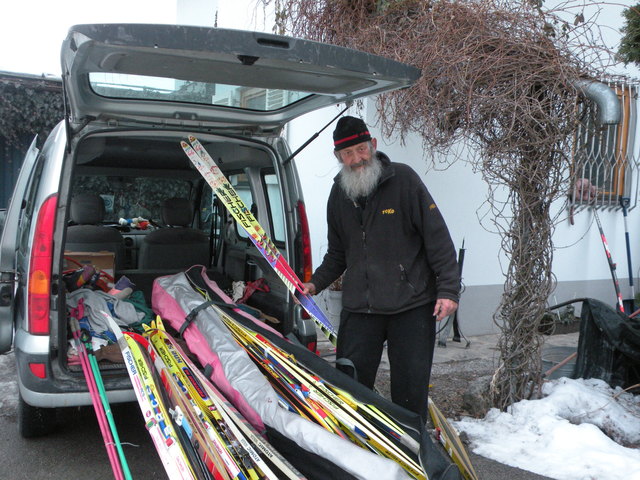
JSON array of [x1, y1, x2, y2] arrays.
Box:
[[302, 116, 460, 421]]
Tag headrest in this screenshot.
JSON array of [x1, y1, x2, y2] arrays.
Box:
[[162, 197, 193, 227], [70, 193, 106, 225]]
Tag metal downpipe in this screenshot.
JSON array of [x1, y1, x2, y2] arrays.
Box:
[[573, 79, 621, 125]]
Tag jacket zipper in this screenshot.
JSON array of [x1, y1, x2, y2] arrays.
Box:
[[355, 198, 371, 312], [363, 229, 371, 313]]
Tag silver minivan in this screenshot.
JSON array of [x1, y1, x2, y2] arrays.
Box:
[[0, 23, 419, 437]]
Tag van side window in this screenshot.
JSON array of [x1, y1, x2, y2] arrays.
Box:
[[198, 184, 225, 265], [198, 183, 223, 237], [229, 173, 253, 240], [263, 172, 285, 244], [198, 184, 215, 232], [225, 172, 285, 244]]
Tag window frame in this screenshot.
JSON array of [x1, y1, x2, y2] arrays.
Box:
[[571, 82, 638, 208]]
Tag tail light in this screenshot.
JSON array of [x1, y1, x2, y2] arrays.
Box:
[[296, 200, 312, 282], [28, 194, 57, 335], [29, 363, 47, 379], [296, 200, 313, 322]]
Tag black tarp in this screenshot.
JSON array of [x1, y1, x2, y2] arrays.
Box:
[[574, 298, 640, 389]]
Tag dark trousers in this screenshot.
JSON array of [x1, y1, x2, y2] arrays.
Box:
[[336, 303, 436, 421]]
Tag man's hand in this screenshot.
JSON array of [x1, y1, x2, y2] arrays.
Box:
[[434, 298, 458, 322], [292, 283, 316, 304], [301, 282, 317, 296]]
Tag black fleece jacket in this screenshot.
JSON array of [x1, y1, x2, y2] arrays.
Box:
[[311, 152, 460, 314]]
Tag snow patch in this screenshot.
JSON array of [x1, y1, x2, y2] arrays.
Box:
[[454, 378, 640, 480]]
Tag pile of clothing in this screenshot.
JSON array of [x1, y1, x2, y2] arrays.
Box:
[[65, 268, 154, 364]]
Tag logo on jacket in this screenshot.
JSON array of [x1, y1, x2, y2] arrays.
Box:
[[381, 208, 395, 215]]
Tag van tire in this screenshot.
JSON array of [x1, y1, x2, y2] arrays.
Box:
[[18, 393, 57, 438]]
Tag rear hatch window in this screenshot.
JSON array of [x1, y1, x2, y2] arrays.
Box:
[[89, 73, 309, 111]]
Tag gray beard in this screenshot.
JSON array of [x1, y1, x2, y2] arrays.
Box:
[[339, 155, 383, 202]]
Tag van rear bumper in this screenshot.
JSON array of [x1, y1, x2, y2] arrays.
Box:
[[15, 347, 135, 408]]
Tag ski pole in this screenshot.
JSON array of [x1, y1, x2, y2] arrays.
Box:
[[593, 208, 625, 313], [452, 240, 469, 346], [620, 196, 635, 307], [69, 318, 125, 480], [82, 331, 133, 480]]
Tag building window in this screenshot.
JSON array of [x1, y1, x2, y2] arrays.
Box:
[[572, 81, 638, 208]]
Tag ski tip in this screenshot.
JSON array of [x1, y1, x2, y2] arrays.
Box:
[[188, 134, 198, 143], [154, 315, 166, 331], [143, 316, 165, 333], [180, 140, 191, 148]]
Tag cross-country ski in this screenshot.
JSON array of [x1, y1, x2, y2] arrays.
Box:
[[181, 136, 338, 346]]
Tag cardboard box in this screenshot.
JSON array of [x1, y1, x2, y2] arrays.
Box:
[[63, 251, 115, 285]]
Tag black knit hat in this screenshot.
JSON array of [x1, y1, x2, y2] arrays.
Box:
[[333, 116, 371, 151]]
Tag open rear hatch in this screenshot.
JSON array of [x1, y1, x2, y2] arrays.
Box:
[[61, 24, 421, 133]]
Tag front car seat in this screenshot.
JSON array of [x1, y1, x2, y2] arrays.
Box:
[[65, 193, 125, 270], [138, 197, 209, 270]]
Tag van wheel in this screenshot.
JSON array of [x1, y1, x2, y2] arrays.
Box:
[[18, 393, 57, 438]]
